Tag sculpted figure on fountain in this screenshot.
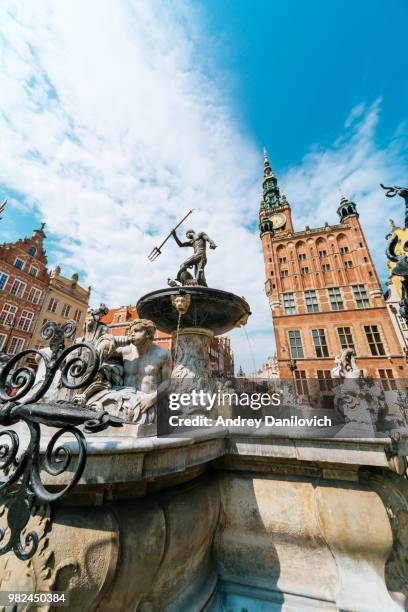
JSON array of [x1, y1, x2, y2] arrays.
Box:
[[168, 228, 217, 287], [74, 315, 172, 425]]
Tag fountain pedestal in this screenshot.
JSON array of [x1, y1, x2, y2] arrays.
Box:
[[137, 285, 250, 384], [172, 327, 214, 383]]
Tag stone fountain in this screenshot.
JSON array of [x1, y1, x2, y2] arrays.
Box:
[[1, 220, 408, 611], [140, 224, 250, 387], [137, 285, 249, 383]]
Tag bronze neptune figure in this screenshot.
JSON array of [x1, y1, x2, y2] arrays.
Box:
[[169, 228, 217, 287]]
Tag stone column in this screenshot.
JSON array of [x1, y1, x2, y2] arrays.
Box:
[[171, 327, 214, 386]]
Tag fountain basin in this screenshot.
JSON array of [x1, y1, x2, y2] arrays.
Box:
[[136, 286, 250, 335]]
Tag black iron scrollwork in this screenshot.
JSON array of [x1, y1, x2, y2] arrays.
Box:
[[0, 320, 124, 560], [382, 184, 408, 326]]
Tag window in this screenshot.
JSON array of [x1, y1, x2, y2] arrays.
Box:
[[364, 325, 385, 356], [304, 290, 319, 313], [48, 298, 59, 313], [318, 250, 327, 258], [294, 370, 308, 395], [288, 330, 304, 358], [14, 257, 25, 270], [9, 337, 25, 355], [300, 266, 309, 275], [352, 284, 369, 308], [316, 370, 333, 392], [378, 369, 396, 391], [73, 308, 82, 322], [278, 256, 287, 264], [28, 265, 39, 277], [28, 246, 37, 256], [312, 328, 329, 358], [280, 269, 289, 278], [28, 287, 42, 305], [340, 246, 349, 254], [62, 304, 71, 318], [0, 272, 9, 290], [397, 314, 408, 332], [18, 310, 34, 332], [344, 260, 353, 269], [0, 333, 6, 351], [328, 287, 344, 310], [298, 253, 306, 261], [322, 263, 331, 272], [10, 279, 26, 298], [283, 292, 296, 315], [337, 327, 355, 351], [0, 304, 17, 325]]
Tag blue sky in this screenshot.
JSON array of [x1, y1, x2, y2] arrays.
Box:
[[204, 0, 408, 170], [0, 1, 406, 373]]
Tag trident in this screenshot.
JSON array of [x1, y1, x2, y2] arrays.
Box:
[[147, 209, 194, 261]]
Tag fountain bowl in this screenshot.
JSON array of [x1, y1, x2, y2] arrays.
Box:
[[136, 286, 251, 335]]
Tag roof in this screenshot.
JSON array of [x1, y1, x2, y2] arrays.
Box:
[[101, 305, 139, 324]]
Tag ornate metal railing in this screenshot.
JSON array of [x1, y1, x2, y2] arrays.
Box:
[[0, 320, 124, 560]]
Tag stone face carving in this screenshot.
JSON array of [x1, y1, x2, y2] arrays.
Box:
[[331, 348, 361, 379], [171, 291, 191, 315], [76, 319, 172, 424]]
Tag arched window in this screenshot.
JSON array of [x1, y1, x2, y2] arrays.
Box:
[[28, 246, 37, 256], [316, 237, 328, 258]]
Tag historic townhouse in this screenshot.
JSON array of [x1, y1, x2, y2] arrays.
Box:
[[30, 265, 91, 350], [0, 225, 49, 354], [259, 150, 408, 385]]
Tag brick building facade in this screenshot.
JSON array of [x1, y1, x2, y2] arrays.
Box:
[[31, 265, 91, 350], [101, 305, 234, 376], [0, 226, 49, 354], [259, 150, 408, 382]]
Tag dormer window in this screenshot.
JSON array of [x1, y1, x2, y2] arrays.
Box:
[[14, 257, 25, 270]]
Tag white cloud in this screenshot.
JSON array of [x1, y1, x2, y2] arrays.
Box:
[[0, 1, 272, 372], [0, 3, 405, 375], [282, 99, 407, 281]]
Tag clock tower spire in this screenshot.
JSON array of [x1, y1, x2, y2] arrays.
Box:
[[259, 149, 293, 236]]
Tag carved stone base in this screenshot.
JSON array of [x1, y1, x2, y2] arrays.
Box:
[[2, 431, 408, 610], [171, 327, 214, 386]]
